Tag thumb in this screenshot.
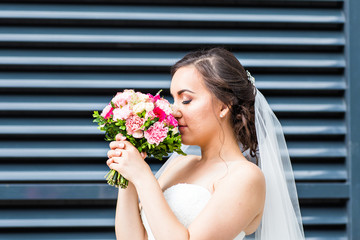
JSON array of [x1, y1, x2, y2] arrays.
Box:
[[140, 152, 147, 159]]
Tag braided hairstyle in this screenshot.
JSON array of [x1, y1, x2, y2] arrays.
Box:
[[171, 48, 258, 161]]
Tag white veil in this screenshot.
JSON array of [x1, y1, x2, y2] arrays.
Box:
[[155, 87, 305, 240], [253, 89, 305, 239]]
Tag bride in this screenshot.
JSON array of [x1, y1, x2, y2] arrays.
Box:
[[106, 48, 305, 240]]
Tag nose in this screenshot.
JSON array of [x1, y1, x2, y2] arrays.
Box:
[[172, 104, 182, 118]]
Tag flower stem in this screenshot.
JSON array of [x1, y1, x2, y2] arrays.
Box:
[[104, 169, 129, 189]]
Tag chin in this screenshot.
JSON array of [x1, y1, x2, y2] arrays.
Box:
[[180, 136, 197, 146]]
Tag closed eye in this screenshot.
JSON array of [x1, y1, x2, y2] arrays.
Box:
[[182, 100, 192, 105]]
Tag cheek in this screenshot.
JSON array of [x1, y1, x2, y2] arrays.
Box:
[[185, 99, 218, 128]]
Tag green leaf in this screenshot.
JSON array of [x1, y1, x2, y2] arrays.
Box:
[[110, 101, 116, 109]]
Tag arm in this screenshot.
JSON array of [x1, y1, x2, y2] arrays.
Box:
[[107, 136, 147, 240], [115, 182, 146, 240], [108, 137, 189, 240], [134, 162, 265, 240], [134, 171, 189, 240]]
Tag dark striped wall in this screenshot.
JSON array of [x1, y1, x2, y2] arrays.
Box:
[[0, 1, 351, 239]]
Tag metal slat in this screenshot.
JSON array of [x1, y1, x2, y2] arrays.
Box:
[[297, 183, 349, 199], [304, 230, 347, 240], [0, 141, 108, 159], [0, 27, 345, 50], [0, 4, 344, 28], [0, 183, 349, 200], [0, 208, 114, 228], [287, 141, 346, 159], [0, 184, 116, 200], [0, 72, 170, 91], [0, 0, 345, 7], [293, 163, 347, 181], [301, 207, 347, 225], [0, 231, 115, 240], [0, 163, 346, 182], [0, 73, 345, 93], [0, 164, 108, 182], [281, 119, 346, 136], [0, 229, 347, 240], [0, 50, 345, 71], [254, 74, 346, 91], [0, 141, 346, 159], [0, 205, 346, 228], [268, 97, 346, 114]]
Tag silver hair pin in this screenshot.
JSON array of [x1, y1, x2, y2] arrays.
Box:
[[246, 70, 255, 85]]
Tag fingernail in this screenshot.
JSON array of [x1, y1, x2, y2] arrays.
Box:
[[116, 151, 120, 156], [119, 143, 123, 148]]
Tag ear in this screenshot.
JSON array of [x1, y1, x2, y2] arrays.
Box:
[[219, 104, 230, 118]]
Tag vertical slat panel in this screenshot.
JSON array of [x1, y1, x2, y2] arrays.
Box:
[[0, 1, 349, 239], [345, 0, 360, 240]]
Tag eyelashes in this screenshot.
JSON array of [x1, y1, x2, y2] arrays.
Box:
[[182, 100, 192, 105]]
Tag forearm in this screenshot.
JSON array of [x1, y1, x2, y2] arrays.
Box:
[[134, 172, 189, 240], [115, 182, 146, 240]]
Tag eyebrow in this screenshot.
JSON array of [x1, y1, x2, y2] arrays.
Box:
[[177, 89, 195, 95]]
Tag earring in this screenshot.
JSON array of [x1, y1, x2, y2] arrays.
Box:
[[220, 113, 224, 118]]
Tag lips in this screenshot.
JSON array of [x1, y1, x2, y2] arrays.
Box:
[[178, 125, 187, 131]]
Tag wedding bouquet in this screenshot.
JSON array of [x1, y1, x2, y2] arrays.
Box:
[[93, 89, 186, 189]]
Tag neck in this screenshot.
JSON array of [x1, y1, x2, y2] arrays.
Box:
[[199, 125, 244, 163]]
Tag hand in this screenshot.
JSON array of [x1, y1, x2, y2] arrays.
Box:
[[106, 133, 149, 185]]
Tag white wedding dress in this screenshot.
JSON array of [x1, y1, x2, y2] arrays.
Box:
[[140, 183, 246, 240]]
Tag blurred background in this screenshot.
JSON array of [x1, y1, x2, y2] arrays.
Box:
[[0, 0, 359, 239]]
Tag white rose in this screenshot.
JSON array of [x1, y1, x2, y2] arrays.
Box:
[[145, 102, 154, 112], [133, 102, 146, 114], [136, 92, 149, 102]]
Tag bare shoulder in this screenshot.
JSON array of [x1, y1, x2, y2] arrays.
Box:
[[187, 160, 266, 238], [157, 154, 200, 189], [215, 160, 266, 194]]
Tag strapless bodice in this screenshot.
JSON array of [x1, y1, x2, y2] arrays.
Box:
[[140, 183, 246, 240]]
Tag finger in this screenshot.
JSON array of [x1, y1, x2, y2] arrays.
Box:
[[109, 141, 126, 150], [106, 158, 115, 166], [118, 142, 126, 149], [109, 141, 118, 150], [109, 162, 118, 170], [116, 133, 127, 141], [112, 156, 125, 164], [107, 149, 122, 158]]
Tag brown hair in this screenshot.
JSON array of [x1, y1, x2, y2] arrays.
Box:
[[171, 48, 258, 161]]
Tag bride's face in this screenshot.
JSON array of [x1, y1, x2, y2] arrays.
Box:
[[170, 66, 223, 146]]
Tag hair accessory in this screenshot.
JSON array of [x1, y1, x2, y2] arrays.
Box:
[[246, 70, 256, 85]]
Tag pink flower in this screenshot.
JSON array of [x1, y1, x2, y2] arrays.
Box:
[[145, 110, 157, 120], [144, 122, 168, 146], [112, 105, 132, 121], [112, 90, 134, 108], [125, 115, 145, 137], [155, 99, 172, 115], [165, 114, 178, 127], [153, 107, 166, 122], [147, 93, 161, 103], [101, 104, 113, 119]]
